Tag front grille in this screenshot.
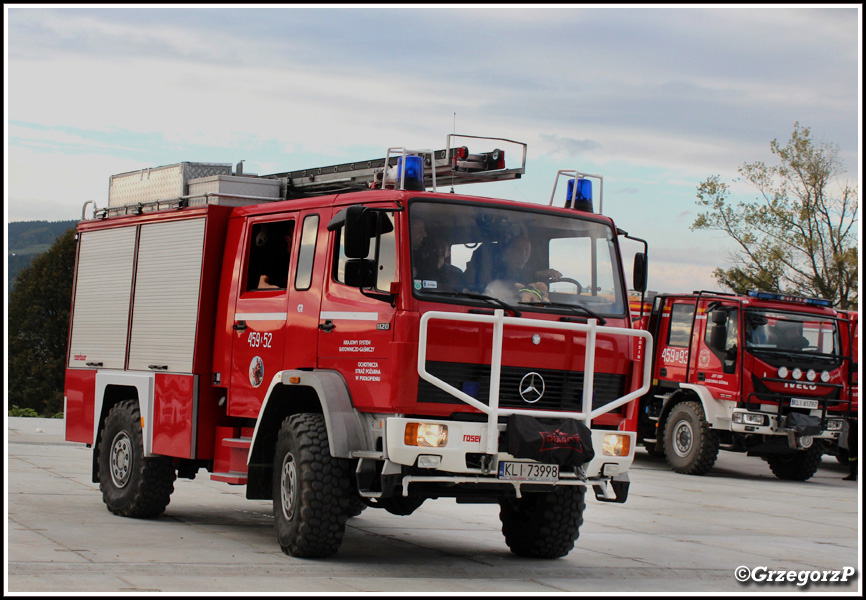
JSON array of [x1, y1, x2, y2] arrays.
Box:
[[418, 361, 627, 412]]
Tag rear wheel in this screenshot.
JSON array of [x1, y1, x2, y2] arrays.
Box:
[[663, 400, 719, 475], [272, 413, 352, 558], [499, 486, 585, 559], [766, 445, 823, 481], [97, 399, 176, 518]]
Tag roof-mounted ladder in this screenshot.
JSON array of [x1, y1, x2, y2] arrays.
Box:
[[263, 134, 527, 199]]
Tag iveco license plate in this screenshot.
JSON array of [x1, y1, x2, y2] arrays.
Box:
[[498, 461, 559, 483], [791, 398, 819, 409]]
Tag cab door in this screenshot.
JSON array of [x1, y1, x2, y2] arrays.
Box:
[[694, 299, 740, 401], [654, 299, 696, 384], [316, 206, 398, 412], [228, 216, 296, 418]]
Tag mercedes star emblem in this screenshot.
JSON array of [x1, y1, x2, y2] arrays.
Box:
[[519, 372, 545, 404]]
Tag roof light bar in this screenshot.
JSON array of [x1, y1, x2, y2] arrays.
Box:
[[747, 290, 832, 307]]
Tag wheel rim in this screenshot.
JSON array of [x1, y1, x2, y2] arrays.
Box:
[[280, 453, 297, 521], [109, 431, 133, 488], [672, 420, 694, 458]]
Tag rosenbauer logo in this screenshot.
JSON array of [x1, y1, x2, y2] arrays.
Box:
[[539, 429, 583, 452]]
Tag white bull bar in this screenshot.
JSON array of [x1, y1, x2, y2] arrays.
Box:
[[418, 309, 653, 456]]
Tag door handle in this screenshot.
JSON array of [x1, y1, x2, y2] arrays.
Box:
[[319, 320, 336, 333], [233, 320, 247, 331]]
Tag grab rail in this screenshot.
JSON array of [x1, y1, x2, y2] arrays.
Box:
[[418, 309, 653, 455]]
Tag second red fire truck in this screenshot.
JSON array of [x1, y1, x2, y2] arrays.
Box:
[[633, 290, 857, 480], [64, 135, 652, 558]]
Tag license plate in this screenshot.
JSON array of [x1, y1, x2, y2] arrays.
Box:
[[791, 398, 819, 409], [498, 461, 559, 482]]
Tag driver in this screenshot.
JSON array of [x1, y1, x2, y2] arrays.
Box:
[[482, 234, 561, 302]]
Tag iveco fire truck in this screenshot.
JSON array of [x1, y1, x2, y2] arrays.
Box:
[[64, 135, 652, 558], [633, 290, 856, 480]]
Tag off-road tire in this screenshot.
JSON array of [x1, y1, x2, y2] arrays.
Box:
[[272, 413, 353, 558], [766, 445, 823, 481], [499, 486, 586, 559], [97, 399, 176, 518], [663, 400, 719, 475]]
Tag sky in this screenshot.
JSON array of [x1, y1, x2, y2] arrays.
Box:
[[4, 4, 862, 294]]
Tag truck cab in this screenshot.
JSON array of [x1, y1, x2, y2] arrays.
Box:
[[637, 290, 853, 480]]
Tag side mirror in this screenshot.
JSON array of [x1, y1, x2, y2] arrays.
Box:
[[711, 310, 728, 325], [344, 259, 377, 288], [343, 205, 371, 259], [633, 253, 647, 293]]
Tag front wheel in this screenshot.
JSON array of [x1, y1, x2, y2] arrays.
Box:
[[97, 399, 176, 518], [766, 445, 823, 481], [499, 486, 586, 558], [272, 413, 353, 558], [663, 400, 719, 475]]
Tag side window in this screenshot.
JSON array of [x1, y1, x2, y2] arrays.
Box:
[[294, 214, 319, 291], [333, 214, 396, 292], [668, 303, 695, 347], [246, 220, 294, 292]]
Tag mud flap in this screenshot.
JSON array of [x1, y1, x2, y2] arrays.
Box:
[[593, 473, 630, 503]]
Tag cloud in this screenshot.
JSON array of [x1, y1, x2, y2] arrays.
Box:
[[6, 3, 859, 272]]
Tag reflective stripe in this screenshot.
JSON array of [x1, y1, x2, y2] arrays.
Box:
[[320, 311, 379, 321], [235, 312, 288, 321]]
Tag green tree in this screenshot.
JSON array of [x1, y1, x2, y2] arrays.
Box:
[[693, 123, 858, 309], [8, 228, 77, 416]]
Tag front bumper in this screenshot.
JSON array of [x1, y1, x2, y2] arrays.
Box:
[[731, 408, 844, 446], [380, 417, 634, 499]]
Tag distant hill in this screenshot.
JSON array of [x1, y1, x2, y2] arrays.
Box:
[[7, 220, 78, 293]]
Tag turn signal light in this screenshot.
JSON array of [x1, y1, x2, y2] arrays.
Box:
[[404, 423, 448, 447]]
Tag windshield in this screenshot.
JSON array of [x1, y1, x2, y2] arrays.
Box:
[[744, 309, 840, 357], [410, 200, 626, 316]]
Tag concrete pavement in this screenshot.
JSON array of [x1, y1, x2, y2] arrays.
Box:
[[5, 416, 861, 594]]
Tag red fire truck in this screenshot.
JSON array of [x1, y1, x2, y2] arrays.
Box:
[[64, 135, 652, 558], [633, 290, 856, 480]]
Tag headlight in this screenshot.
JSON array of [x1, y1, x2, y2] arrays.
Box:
[[806, 369, 817, 382], [733, 412, 767, 426], [603, 434, 630, 456], [778, 366, 789, 378], [821, 371, 831, 383], [792, 368, 803, 380], [404, 423, 448, 447]]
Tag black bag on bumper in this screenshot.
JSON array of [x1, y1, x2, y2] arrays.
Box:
[[506, 414, 595, 468], [785, 412, 823, 436]]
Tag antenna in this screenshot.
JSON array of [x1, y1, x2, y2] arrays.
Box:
[[451, 112, 457, 193]]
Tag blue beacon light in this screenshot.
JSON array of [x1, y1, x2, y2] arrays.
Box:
[[566, 178, 593, 212], [397, 155, 426, 191]]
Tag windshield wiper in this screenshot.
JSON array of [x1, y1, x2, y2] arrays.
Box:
[[518, 300, 607, 325], [747, 347, 839, 360], [420, 290, 522, 317]]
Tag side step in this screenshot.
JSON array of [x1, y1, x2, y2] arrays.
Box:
[[211, 426, 252, 485]]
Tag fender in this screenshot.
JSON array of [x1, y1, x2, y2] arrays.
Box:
[[248, 369, 371, 465], [677, 383, 733, 430], [94, 370, 156, 456]]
